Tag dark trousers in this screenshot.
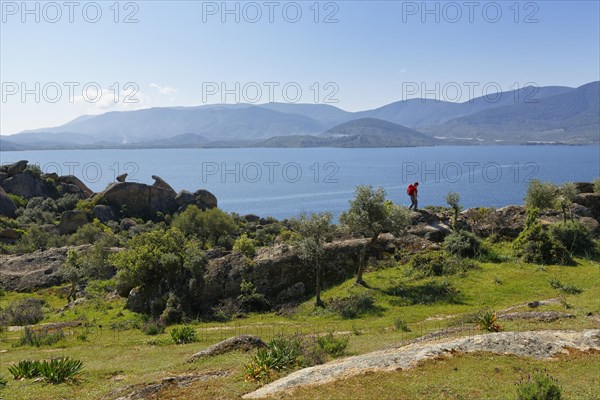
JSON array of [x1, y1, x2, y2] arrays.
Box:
[[408, 194, 418, 210]]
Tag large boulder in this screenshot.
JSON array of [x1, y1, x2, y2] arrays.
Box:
[[0, 187, 17, 218], [0, 245, 90, 292], [0, 171, 59, 199], [574, 182, 594, 194], [100, 181, 178, 218], [175, 189, 218, 212], [5, 160, 28, 176], [463, 205, 526, 239], [57, 175, 93, 198], [92, 204, 117, 223], [152, 175, 175, 192], [574, 193, 600, 219], [57, 210, 88, 235]]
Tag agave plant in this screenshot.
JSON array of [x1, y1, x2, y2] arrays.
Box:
[[8, 360, 42, 379], [37, 357, 84, 384], [477, 310, 503, 332]]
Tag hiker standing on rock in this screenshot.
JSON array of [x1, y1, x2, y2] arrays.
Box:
[[407, 182, 419, 210]]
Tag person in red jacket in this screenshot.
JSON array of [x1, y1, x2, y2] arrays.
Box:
[[407, 182, 419, 210]]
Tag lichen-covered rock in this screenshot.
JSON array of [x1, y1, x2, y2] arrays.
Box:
[[57, 210, 88, 235], [0, 187, 17, 217], [100, 181, 177, 218], [92, 204, 117, 223], [575, 193, 600, 219], [188, 335, 266, 362], [57, 175, 93, 198]]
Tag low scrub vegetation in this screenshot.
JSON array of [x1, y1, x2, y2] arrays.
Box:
[[329, 293, 377, 319], [516, 371, 563, 400], [18, 327, 65, 347], [8, 358, 83, 384], [170, 325, 197, 344], [409, 251, 477, 278], [0, 298, 45, 326]]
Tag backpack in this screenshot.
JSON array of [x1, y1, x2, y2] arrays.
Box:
[[407, 184, 415, 196]]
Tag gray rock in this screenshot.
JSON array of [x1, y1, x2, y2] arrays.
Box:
[[100, 181, 177, 218], [125, 287, 146, 313], [116, 173, 128, 183], [0, 245, 91, 292], [92, 204, 117, 223], [174, 190, 195, 207], [193, 189, 218, 210], [244, 214, 261, 223], [57, 210, 88, 235], [276, 282, 305, 302], [0, 188, 17, 217], [0, 171, 59, 199], [574, 182, 594, 194], [0, 172, 9, 181], [575, 193, 600, 219], [6, 160, 28, 176], [0, 228, 20, 241], [152, 175, 175, 192], [57, 175, 93, 198], [120, 218, 137, 231], [42, 172, 59, 181], [188, 335, 266, 362]]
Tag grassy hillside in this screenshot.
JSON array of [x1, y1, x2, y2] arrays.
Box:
[[1, 246, 599, 400]]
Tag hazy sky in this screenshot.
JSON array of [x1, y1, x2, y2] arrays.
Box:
[[1, 0, 599, 134]]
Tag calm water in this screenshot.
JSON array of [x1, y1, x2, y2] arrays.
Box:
[[1, 146, 599, 219]]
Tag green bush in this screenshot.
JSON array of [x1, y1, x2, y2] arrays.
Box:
[[19, 327, 65, 347], [0, 374, 6, 389], [525, 180, 557, 210], [393, 317, 411, 332], [233, 233, 256, 257], [10, 358, 84, 384], [329, 293, 376, 319], [0, 298, 45, 326], [476, 310, 503, 332], [7, 193, 27, 208], [8, 360, 42, 379], [516, 371, 563, 400], [409, 251, 477, 277], [141, 320, 166, 336], [238, 280, 270, 312], [513, 222, 571, 265], [594, 178, 600, 194], [37, 357, 84, 384], [170, 326, 197, 344], [317, 333, 348, 357], [548, 221, 595, 256], [443, 231, 482, 258], [548, 277, 582, 295], [244, 334, 325, 383]]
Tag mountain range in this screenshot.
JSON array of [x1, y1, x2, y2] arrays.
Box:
[[1, 82, 598, 150]]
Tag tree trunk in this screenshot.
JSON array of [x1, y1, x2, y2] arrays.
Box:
[[562, 206, 567, 224], [315, 257, 324, 307], [355, 235, 378, 286]]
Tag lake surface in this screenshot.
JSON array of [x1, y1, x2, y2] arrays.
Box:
[[1, 146, 598, 219]]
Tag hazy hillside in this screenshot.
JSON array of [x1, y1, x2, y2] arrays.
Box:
[[430, 82, 600, 143]]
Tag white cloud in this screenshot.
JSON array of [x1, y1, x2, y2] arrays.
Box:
[[150, 83, 178, 97]]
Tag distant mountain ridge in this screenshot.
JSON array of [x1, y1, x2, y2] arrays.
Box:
[[2, 82, 598, 150]]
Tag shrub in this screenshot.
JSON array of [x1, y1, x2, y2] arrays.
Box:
[[8, 360, 42, 379], [0, 298, 45, 326], [476, 310, 503, 332], [443, 231, 482, 258], [170, 326, 197, 344], [594, 178, 600, 194], [56, 194, 80, 212], [317, 333, 348, 357], [516, 371, 563, 400], [549, 221, 595, 256], [244, 335, 325, 383], [233, 233, 256, 257], [37, 357, 84, 384], [548, 277, 582, 295], [525, 180, 557, 210], [210, 298, 244, 322], [329, 293, 376, 319], [238, 280, 270, 312], [7, 193, 27, 208], [8, 357, 84, 384], [409, 251, 477, 277], [141, 320, 166, 336], [19, 327, 65, 347], [513, 222, 571, 265], [394, 317, 411, 332], [0, 374, 6, 388]]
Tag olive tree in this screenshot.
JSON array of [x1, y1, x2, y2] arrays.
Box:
[[290, 212, 335, 307], [525, 179, 557, 210], [340, 186, 411, 286], [445, 192, 463, 231], [555, 182, 578, 223]]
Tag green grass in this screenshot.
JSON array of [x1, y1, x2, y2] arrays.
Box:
[[0, 255, 598, 400]]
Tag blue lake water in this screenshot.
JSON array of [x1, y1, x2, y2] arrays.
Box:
[[1, 146, 599, 219]]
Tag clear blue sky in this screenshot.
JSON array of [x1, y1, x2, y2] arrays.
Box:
[[1, 0, 599, 134]]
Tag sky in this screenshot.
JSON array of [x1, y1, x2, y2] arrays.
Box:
[[1, 0, 599, 135]]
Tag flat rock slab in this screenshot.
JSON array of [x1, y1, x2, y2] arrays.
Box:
[[243, 330, 600, 399], [188, 335, 266, 362], [498, 311, 575, 322]]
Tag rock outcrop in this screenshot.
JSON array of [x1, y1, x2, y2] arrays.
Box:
[[188, 335, 266, 362], [57, 175, 93, 198], [0, 186, 17, 217], [0, 170, 59, 199], [0, 245, 91, 292], [56, 210, 88, 235], [242, 330, 600, 399]]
